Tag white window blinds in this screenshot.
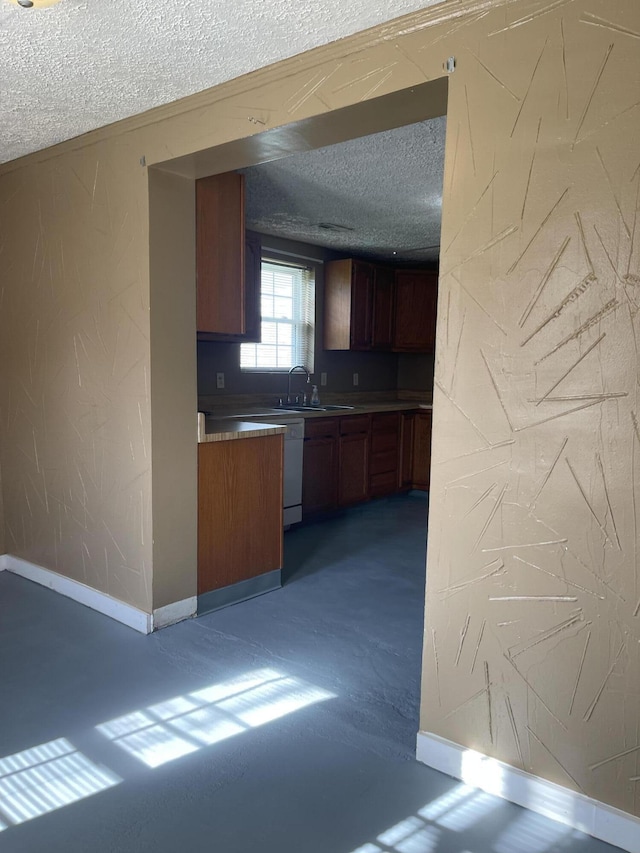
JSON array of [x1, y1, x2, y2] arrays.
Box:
[[240, 259, 315, 372]]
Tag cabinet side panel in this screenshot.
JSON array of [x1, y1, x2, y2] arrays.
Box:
[[196, 172, 245, 335], [198, 436, 283, 594]]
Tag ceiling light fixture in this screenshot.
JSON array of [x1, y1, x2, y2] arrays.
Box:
[[17, 0, 34, 6]]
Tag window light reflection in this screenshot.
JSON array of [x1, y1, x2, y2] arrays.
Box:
[[494, 810, 572, 853], [0, 738, 120, 831], [96, 668, 334, 769], [348, 777, 567, 853]]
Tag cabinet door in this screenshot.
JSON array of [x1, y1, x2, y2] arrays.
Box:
[[303, 437, 338, 515], [412, 411, 432, 490], [196, 172, 245, 336], [393, 270, 438, 352], [350, 261, 373, 350], [369, 412, 400, 497], [339, 432, 369, 506], [371, 266, 394, 349], [400, 412, 415, 490]]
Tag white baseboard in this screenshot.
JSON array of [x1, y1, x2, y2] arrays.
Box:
[[417, 731, 640, 853], [2, 554, 153, 633], [153, 596, 196, 629], [0, 554, 8, 571]]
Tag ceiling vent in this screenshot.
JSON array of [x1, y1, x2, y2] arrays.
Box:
[[317, 222, 355, 233]]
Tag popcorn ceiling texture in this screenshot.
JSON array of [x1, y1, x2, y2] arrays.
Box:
[[0, 0, 445, 164], [0, 0, 639, 824], [242, 117, 446, 262]]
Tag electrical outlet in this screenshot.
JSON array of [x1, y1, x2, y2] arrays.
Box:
[[216, 372, 225, 390], [353, 373, 359, 386], [320, 372, 327, 386]]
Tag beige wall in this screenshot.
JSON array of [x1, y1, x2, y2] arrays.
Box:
[[0, 140, 153, 610], [420, 0, 640, 818], [0, 0, 638, 816], [148, 170, 197, 609]]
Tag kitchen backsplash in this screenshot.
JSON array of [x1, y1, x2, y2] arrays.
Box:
[[197, 233, 436, 400]]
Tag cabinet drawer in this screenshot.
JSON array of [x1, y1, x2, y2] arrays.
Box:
[[339, 414, 370, 435], [305, 418, 339, 440], [371, 412, 400, 433], [370, 449, 399, 476]]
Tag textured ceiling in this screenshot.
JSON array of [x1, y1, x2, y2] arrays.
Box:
[[242, 116, 446, 263], [0, 0, 446, 165]]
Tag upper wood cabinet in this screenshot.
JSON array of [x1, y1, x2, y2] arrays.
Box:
[[393, 270, 438, 352], [371, 265, 394, 350], [324, 258, 373, 351], [196, 172, 261, 342], [324, 259, 437, 353]]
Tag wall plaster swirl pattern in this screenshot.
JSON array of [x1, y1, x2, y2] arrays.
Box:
[[0, 0, 638, 818]]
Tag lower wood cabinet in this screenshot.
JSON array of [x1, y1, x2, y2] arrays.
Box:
[[412, 411, 433, 490], [338, 415, 370, 506], [302, 409, 432, 518], [369, 412, 400, 497], [400, 412, 415, 490], [198, 435, 283, 595], [302, 418, 339, 516]]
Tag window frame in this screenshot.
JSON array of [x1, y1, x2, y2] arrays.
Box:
[[240, 252, 316, 374]]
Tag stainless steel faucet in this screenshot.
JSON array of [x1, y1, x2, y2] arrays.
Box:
[[287, 365, 310, 404]]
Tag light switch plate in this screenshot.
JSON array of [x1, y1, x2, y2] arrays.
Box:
[[353, 373, 359, 386], [216, 372, 225, 389], [320, 372, 327, 386]]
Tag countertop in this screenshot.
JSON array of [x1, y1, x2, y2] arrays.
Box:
[[198, 397, 433, 442], [205, 401, 432, 422], [198, 419, 287, 444]]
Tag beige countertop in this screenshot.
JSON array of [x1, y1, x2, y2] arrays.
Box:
[[198, 419, 287, 444], [198, 397, 433, 441], [203, 400, 433, 423]]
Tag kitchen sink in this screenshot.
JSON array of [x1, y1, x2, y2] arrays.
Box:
[[273, 404, 356, 413], [318, 405, 356, 411]]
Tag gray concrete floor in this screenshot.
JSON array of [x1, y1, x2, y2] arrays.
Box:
[[0, 494, 621, 853]]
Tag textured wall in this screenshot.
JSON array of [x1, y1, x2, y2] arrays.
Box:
[[0, 142, 153, 611], [418, 0, 640, 818], [0, 0, 638, 816]]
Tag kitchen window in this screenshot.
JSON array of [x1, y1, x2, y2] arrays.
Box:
[[240, 258, 315, 372]]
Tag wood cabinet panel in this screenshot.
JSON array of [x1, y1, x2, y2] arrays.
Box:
[[368, 411, 400, 497], [412, 410, 432, 490], [198, 435, 283, 595], [393, 270, 438, 352], [350, 261, 373, 350], [304, 417, 339, 439], [371, 266, 394, 349], [196, 172, 245, 336], [339, 414, 370, 435], [400, 412, 415, 490], [339, 432, 369, 506], [323, 258, 374, 351], [303, 436, 338, 515]]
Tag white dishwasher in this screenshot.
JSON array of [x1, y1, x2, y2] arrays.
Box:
[[279, 418, 304, 527]]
